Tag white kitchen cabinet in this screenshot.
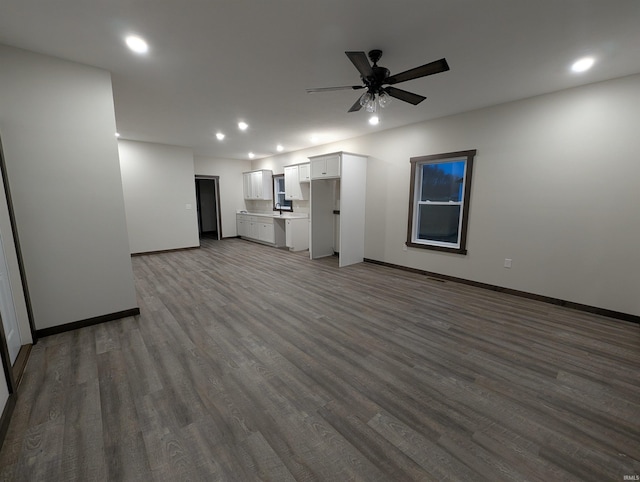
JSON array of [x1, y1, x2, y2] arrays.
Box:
[[310, 154, 341, 180], [258, 218, 275, 244], [236, 214, 249, 237], [243, 169, 273, 200], [284, 164, 309, 201], [309, 152, 367, 267], [298, 163, 311, 183], [237, 213, 278, 246], [285, 218, 309, 251], [249, 217, 260, 239]]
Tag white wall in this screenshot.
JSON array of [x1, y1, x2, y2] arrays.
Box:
[[194, 156, 251, 237], [254, 74, 640, 318], [0, 44, 138, 330], [119, 140, 199, 253]]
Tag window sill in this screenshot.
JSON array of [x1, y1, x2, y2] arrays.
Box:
[[405, 241, 467, 255]]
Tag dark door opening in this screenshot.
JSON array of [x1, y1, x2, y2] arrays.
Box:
[[195, 177, 222, 240]]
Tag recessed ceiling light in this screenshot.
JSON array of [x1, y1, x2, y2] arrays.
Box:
[[216, 132, 225, 141], [571, 57, 594, 73], [248, 152, 255, 159], [276, 144, 284, 152], [125, 35, 149, 54], [369, 115, 380, 126], [310, 135, 319, 143], [115, 132, 121, 138], [238, 121, 249, 131]]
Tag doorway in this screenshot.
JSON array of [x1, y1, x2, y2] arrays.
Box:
[[195, 176, 222, 240]]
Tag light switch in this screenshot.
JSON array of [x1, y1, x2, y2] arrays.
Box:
[[185, 203, 192, 210], [504, 258, 512, 268]]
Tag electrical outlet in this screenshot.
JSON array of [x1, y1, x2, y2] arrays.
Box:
[[504, 258, 512, 268], [185, 203, 192, 210], [402, 244, 407, 251]]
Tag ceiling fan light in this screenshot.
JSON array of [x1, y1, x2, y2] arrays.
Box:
[[378, 91, 392, 108], [365, 97, 377, 113], [359, 92, 374, 107]]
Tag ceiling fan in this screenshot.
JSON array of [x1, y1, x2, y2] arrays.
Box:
[[306, 50, 450, 113]]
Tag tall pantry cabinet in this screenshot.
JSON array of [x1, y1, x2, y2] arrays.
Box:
[[309, 152, 367, 267]]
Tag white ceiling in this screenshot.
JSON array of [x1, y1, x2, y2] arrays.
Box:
[[1, 0, 639, 160]]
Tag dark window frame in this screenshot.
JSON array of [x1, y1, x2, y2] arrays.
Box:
[[272, 174, 293, 212], [406, 149, 476, 255]]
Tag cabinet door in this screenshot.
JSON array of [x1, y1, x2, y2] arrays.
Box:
[[325, 155, 341, 177], [284, 165, 299, 200], [285, 220, 293, 247], [310, 158, 326, 179], [311, 155, 340, 179], [251, 171, 262, 199], [298, 163, 310, 183], [237, 215, 247, 237], [247, 218, 257, 239], [285, 218, 309, 251], [259, 222, 275, 243], [243, 173, 252, 199]]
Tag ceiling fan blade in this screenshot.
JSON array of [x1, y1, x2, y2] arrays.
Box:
[[384, 86, 426, 105], [348, 96, 363, 112], [345, 51, 373, 78], [385, 58, 450, 85], [306, 85, 364, 93]]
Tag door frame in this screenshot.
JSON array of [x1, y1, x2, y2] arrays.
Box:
[[0, 133, 37, 393]]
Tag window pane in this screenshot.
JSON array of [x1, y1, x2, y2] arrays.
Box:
[[417, 204, 460, 243], [420, 161, 465, 202]]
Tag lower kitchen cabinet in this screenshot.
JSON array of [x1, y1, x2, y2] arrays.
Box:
[[237, 213, 308, 250], [285, 218, 309, 252], [237, 214, 282, 246], [258, 218, 275, 244]]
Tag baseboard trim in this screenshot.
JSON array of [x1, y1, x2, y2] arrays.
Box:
[[0, 393, 16, 452], [35, 307, 141, 338], [364, 258, 640, 324], [11, 344, 32, 389], [131, 246, 200, 257]]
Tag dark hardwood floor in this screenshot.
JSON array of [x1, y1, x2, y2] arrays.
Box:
[[1, 237, 639, 481]]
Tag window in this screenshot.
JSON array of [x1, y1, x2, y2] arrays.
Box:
[[406, 149, 476, 254], [272, 174, 293, 212]]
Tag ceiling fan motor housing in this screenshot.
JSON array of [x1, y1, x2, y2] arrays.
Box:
[[364, 50, 389, 93]]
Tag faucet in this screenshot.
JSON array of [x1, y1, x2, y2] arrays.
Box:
[[275, 202, 282, 215]]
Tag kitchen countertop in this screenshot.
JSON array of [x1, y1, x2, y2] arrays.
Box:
[[237, 211, 309, 219]]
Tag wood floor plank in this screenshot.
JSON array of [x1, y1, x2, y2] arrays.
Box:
[[1, 237, 638, 480], [368, 410, 479, 481], [15, 418, 65, 481], [60, 378, 107, 481]]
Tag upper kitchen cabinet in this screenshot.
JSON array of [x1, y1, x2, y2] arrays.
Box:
[[243, 169, 273, 200], [310, 154, 341, 179], [298, 163, 311, 183], [284, 164, 309, 201]]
